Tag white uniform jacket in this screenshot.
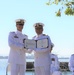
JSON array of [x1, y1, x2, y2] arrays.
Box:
[[33, 34, 52, 67], [50, 54, 60, 73], [8, 30, 28, 65], [69, 54, 74, 72]]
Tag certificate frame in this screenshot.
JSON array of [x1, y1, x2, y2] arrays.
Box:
[[36, 38, 49, 48], [23, 39, 36, 49], [23, 38, 49, 49]]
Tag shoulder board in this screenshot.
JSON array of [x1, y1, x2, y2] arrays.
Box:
[[9, 32, 16, 36], [43, 34, 46, 36], [10, 32, 15, 33], [52, 54, 57, 56], [46, 35, 50, 38], [25, 34, 28, 37], [33, 36, 36, 38], [23, 34, 27, 36], [71, 54, 74, 56], [10, 32, 15, 34], [51, 54, 54, 55]]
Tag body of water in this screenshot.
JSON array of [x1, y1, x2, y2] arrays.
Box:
[[0, 58, 72, 75]]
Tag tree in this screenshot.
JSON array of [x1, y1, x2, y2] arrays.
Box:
[[46, 0, 74, 17]]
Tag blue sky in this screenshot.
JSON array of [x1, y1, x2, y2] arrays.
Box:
[[0, 0, 74, 57]]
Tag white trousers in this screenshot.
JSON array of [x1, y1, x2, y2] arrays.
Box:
[[72, 72, 74, 75], [52, 71, 62, 75], [50, 67, 60, 74], [35, 65, 50, 75], [10, 63, 26, 75]]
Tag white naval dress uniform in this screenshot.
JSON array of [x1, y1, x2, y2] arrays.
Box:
[[69, 54, 74, 75], [33, 34, 52, 75], [8, 30, 28, 75], [50, 54, 61, 75]]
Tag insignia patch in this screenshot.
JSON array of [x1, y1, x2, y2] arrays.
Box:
[[14, 35, 18, 38]]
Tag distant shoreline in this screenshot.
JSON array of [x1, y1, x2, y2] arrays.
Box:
[[0, 56, 8, 59], [0, 56, 69, 59]]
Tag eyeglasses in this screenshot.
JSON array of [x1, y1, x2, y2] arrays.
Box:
[[17, 24, 24, 26]]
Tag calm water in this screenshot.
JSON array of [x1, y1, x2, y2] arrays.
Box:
[[0, 58, 72, 75]]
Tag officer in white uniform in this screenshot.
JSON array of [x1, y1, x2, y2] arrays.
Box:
[[50, 43, 62, 75], [8, 19, 27, 75], [69, 54, 74, 75], [50, 43, 54, 53], [32, 22, 52, 75], [50, 54, 60, 75]]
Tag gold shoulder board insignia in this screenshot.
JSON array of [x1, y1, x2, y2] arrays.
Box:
[[33, 36, 36, 38], [43, 34, 46, 36], [10, 32, 15, 33]]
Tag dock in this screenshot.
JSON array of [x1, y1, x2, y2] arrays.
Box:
[[26, 61, 69, 71]]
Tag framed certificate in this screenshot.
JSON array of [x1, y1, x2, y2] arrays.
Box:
[[23, 38, 49, 49], [37, 38, 49, 48], [23, 39, 36, 49]]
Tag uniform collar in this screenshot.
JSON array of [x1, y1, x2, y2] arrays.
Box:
[[36, 34, 43, 37], [16, 30, 22, 34]]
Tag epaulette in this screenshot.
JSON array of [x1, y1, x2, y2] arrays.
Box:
[[43, 34, 46, 36], [10, 32, 15, 33], [33, 36, 36, 38], [52, 54, 57, 56], [23, 34, 28, 38], [71, 54, 74, 56], [52, 54, 55, 55], [25, 34, 28, 37], [10, 32, 15, 34]]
